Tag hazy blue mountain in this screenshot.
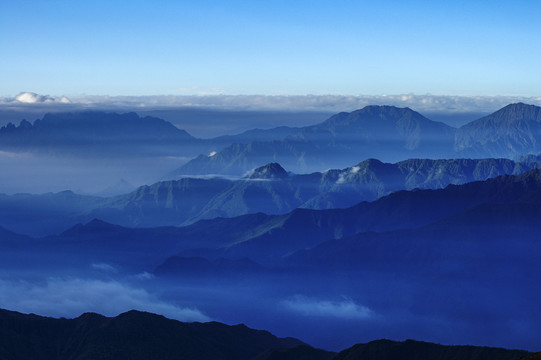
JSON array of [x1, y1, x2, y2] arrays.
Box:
[[2, 156, 540, 237], [455, 103, 541, 158], [15, 168, 537, 271], [333, 339, 529, 360], [0, 309, 305, 360], [0, 111, 305, 160], [208, 126, 302, 150], [164, 168, 541, 264], [174, 103, 541, 176], [286, 201, 541, 271], [0, 190, 104, 237], [87, 177, 233, 228], [173, 105, 456, 175], [0, 111, 203, 157]]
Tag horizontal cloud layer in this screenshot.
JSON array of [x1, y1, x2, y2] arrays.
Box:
[[0, 277, 210, 322], [2, 93, 540, 113]]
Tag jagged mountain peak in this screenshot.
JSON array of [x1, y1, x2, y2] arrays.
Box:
[[246, 162, 289, 179]]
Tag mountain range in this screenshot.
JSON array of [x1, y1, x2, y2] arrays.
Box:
[[1, 103, 541, 174], [0, 308, 531, 360], [2, 155, 540, 237], [2, 161, 541, 353], [4, 168, 541, 271], [2, 103, 541, 354], [174, 103, 541, 175]]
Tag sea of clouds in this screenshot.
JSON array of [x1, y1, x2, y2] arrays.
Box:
[[2, 92, 540, 113]]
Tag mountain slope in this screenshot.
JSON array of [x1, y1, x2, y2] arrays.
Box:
[[9, 155, 535, 237], [172, 168, 541, 263], [455, 103, 541, 158], [334, 339, 529, 360], [0, 309, 305, 360], [175, 103, 541, 176], [12, 168, 541, 271], [173, 105, 456, 175]]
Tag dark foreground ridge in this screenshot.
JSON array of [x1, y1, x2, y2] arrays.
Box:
[[0, 309, 532, 360]]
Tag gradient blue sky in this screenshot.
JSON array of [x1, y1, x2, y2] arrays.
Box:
[[1, 0, 540, 97]]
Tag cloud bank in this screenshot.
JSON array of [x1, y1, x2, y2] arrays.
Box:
[[2, 92, 540, 113], [0, 277, 210, 322]]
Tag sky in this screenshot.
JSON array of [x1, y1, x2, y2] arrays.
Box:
[[0, 0, 540, 98]]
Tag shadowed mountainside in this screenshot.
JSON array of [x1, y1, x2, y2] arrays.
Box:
[[456, 103, 541, 158], [0, 309, 532, 360], [0, 309, 305, 360], [333, 339, 529, 360]]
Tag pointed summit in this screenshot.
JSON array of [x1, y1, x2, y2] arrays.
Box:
[[455, 103, 541, 157], [246, 163, 288, 179]]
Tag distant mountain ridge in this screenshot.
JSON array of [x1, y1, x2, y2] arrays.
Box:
[[2, 103, 540, 174], [0, 111, 198, 156], [173, 105, 457, 175], [175, 103, 541, 176]]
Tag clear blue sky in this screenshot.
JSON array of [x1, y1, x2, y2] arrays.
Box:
[[1, 0, 540, 97]]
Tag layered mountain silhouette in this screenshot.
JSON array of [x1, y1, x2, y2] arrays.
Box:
[[2, 156, 540, 237], [174, 105, 456, 175], [1, 103, 540, 173], [0, 111, 304, 159], [8, 168, 540, 272], [153, 168, 541, 266], [174, 103, 541, 175]]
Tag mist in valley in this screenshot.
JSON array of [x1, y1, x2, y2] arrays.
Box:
[[1, 102, 541, 355]]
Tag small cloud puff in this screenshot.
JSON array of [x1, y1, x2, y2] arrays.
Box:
[[14, 92, 70, 104], [282, 295, 374, 320]]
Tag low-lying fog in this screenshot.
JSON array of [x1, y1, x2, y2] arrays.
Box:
[[0, 265, 538, 352], [0, 151, 187, 195]]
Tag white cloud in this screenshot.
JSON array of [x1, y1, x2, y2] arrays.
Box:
[[0, 277, 210, 322], [282, 295, 374, 319], [2, 93, 540, 113], [14, 92, 70, 104]]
